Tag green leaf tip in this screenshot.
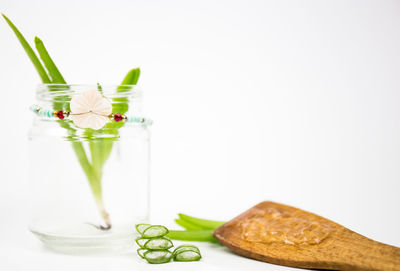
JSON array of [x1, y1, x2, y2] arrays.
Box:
[[34, 35, 66, 84], [2, 13, 9, 21], [2, 13, 51, 83], [120, 67, 141, 86]]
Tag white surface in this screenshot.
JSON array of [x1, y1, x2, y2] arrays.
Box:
[[0, 0, 400, 270]]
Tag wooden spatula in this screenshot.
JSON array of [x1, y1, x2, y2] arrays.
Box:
[[213, 201, 400, 271]]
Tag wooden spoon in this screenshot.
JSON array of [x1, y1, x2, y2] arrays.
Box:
[[213, 201, 400, 271]]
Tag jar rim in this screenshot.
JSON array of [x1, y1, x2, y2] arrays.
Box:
[[36, 84, 142, 103]]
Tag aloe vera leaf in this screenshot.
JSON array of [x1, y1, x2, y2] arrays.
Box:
[[174, 249, 202, 262], [86, 69, 141, 210], [142, 225, 169, 238], [88, 139, 113, 179], [90, 69, 141, 176], [3, 14, 110, 228], [143, 237, 173, 250], [136, 237, 149, 248], [143, 250, 172, 264], [97, 82, 103, 92], [34, 35, 109, 224], [113, 68, 140, 114], [136, 223, 151, 234], [167, 229, 217, 242], [173, 244, 200, 255], [31, 29, 105, 213], [2, 14, 51, 83], [175, 218, 203, 231], [178, 214, 226, 229], [119, 67, 141, 87], [34, 36, 66, 83], [137, 248, 147, 259]]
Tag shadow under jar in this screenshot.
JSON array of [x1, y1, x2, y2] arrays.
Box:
[[28, 84, 151, 253]]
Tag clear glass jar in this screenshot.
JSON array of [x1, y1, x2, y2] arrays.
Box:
[[28, 84, 151, 253]]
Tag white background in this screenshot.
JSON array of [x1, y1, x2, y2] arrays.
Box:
[[0, 0, 399, 270]]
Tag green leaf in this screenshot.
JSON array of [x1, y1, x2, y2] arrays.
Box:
[[2, 14, 51, 83], [113, 68, 140, 114], [178, 214, 226, 230], [175, 218, 203, 230], [34, 36, 66, 84], [119, 67, 140, 86], [97, 82, 103, 93], [167, 229, 217, 242]]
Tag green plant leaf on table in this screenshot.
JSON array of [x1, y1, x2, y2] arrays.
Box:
[[174, 218, 204, 230], [167, 229, 217, 242], [168, 214, 227, 242], [178, 213, 226, 229]]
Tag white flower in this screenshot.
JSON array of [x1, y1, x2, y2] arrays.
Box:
[[70, 90, 112, 130]]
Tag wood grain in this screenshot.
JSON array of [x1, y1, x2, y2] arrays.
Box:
[[213, 201, 400, 271]]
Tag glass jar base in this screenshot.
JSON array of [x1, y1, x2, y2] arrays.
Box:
[[31, 229, 136, 254]]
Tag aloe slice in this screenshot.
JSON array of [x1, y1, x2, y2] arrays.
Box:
[[135, 237, 148, 248], [143, 237, 173, 250], [136, 224, 151, 235], [173, 248, 201, 262], [173, 244, 200, 255], [137, 248, 147, 259], [142, 225, 169, 238], [143, 250, 173, 264]]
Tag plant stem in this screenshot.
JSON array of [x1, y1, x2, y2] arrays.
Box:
[[3, 15, 140, 230], [71, 141, 111, 229]]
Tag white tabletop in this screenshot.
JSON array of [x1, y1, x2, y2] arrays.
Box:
[[1, 0, 399, 270]]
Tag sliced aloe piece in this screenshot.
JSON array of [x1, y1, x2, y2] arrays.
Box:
[[174, 248, 202, 262], [173, 244, 200, 255], [143, 250, 173, 264], [144, 237, 173, 250], [136, 223, 151, 235], [142, 225, 169, 238], [137, 248, 147, 259], [135, 237, 149, 248]]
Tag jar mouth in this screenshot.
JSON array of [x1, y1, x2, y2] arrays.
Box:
[[36, 84, 142, 103]]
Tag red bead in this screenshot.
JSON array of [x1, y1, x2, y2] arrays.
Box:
[[57, 111, 65, 119], [114, 113, 123, 122]]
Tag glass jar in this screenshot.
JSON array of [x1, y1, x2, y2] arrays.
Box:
[[28, 84, 151, 253]]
